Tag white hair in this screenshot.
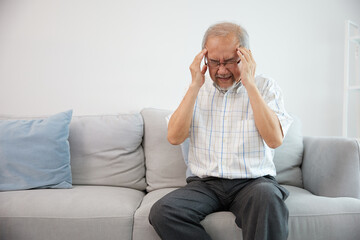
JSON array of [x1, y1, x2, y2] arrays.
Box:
[[201, 22, 250, 49]]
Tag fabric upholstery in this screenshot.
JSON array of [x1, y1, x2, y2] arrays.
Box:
[[69, 114, 146, 190], [0, 110, 73, 191], [273, 114, 304, 187], [140, 108, 187, 192], [134, 185, 360, 240], [285, 185, 360, 240], [1, 109, 360, 240], [0, 185, 145, 240], [133, 188, 177, 240], [302, 136, 360, 198]]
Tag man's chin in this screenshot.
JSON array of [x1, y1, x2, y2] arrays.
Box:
[[215, 80, 235, 90]]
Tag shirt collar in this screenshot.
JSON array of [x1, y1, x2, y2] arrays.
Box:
[[212, 80, 243, 94]]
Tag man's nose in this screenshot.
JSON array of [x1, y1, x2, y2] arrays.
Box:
[[217, 64, 229, 74]]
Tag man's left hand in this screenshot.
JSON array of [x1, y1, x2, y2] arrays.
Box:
[[237, 47, 256, 88]]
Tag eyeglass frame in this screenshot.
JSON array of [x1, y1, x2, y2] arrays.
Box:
[[204, 56, 241, 69]]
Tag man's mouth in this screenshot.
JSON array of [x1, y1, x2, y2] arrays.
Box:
[[216, 75, 232, 82]]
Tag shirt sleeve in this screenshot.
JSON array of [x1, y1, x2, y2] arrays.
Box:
[[260, 77, 293, 137]]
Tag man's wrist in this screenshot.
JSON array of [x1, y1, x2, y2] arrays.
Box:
[[243, 80, 258, 94], [189, 81, 203, 91]]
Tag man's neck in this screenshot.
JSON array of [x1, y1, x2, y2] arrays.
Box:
[[213, 81, 242, 94]]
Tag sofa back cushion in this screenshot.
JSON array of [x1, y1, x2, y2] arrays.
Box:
[[140, 108, 187, 192], [69, 114, 146, 190], [141, 108, 304, 191], [273, 115, 304, 187]]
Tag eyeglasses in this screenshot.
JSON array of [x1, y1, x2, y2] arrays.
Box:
[[204, 57, 241, 69]]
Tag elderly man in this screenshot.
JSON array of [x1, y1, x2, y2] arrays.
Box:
[[149, 22, 293, 240]]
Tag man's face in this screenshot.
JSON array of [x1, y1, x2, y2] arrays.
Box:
[[205, 34, 241, 90]]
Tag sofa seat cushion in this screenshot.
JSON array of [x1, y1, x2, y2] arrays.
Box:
[[133, 188, 242, 240], [285, 185, 360, 240], [133, 188, 179, 240], [0, 185, 145, 240], [134, 186, 360, 240]]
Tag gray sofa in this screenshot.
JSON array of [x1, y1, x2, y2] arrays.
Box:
[[1, 108, 360, 240]]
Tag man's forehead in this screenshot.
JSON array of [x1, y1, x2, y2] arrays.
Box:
[[205, 35, 239, 58], [206, 34, 238, 46], [206, 46, 238, 59]]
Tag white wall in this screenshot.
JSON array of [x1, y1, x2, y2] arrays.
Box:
[[0, 0, 359, 137]]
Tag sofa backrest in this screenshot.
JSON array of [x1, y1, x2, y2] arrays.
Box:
[[273, 115, 304, 187], [141, 108, 187, 192], [0, 112, 147, 191], [141, 108, 304, 192], [69, 114, 147, 190]]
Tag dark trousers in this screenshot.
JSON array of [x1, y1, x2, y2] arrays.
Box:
[[149, 175, 289, 240]]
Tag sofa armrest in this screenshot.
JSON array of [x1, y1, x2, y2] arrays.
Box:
[[302, 137, 360, 199]]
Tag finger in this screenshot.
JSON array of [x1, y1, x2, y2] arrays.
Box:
[[195, 49, 208, 63], [248, 49, 255, 62], [237, 48, 247, 64], [190, 48, 207, 71], [237, 47, 251, 62], [201, 64, 207, 75]]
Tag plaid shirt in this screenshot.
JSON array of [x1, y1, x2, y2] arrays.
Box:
[[187, 74, 293, 179]]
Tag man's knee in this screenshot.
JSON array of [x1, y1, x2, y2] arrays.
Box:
[[249, 182, 284, 207], [149, 195, 184, 227], [149, 198, 168, 227]]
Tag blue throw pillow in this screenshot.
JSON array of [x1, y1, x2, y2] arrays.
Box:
[[0, 110, 73, 191]]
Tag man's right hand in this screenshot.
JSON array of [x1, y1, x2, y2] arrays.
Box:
[[189, 49, 208, 89]]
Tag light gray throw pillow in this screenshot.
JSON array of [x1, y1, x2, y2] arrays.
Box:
[[69, 114, 146, 190], [141, 108, 187, 192], [273, 114, 304, 187]]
